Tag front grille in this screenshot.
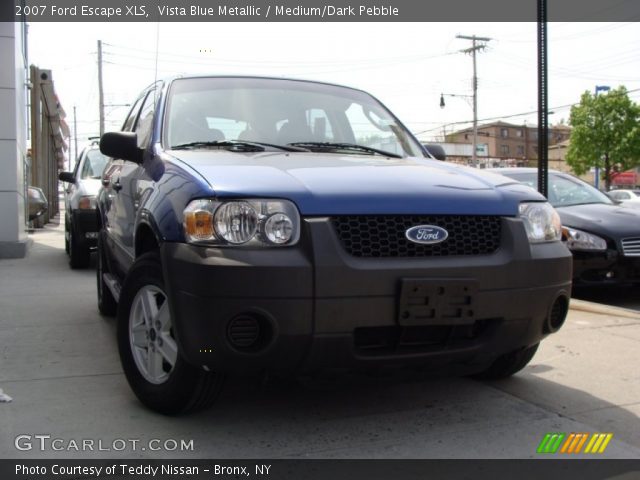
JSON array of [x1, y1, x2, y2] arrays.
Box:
[[621, 237, 640, 257], [332, 215, 502, 258]]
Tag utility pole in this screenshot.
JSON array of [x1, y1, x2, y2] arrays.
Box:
[[73, 105, 78, 169], [97, 39, 105, 137], [456, 34, 491, 166]]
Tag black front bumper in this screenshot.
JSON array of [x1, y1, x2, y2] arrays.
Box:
[[161, 217, 572, 375], [71, 210, 99, 248], [572, 249, 640, 286]]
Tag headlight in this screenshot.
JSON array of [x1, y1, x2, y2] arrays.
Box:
[[562, 227, 607, 251], [183, 199, 300, 247], [519, 202, 562, 243], [78, 196, 96, 210], [214, 202, 258, 244]]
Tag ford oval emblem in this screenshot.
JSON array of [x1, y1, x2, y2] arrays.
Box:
[[405, 225, 449, 245]]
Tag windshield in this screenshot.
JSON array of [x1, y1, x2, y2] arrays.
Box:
[[164, 77, 424, 157], [501, 171, 614, 207], [80, 150, 108, 179]]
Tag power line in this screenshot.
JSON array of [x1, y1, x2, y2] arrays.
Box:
[[413, 87, 640, 136], [103, 41, 457, 68]]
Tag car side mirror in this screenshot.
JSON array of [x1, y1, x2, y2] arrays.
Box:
[[58, 171, 75, 183], [423, 144, 447, 161], [100, 131, 144, 164]]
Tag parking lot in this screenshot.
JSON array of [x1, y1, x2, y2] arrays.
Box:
[[1, 215, 639, 459]]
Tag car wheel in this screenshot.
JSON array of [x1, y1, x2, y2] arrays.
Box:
[[472, 343, 539, 380], [69, 227, 90, 269], [117, 251, 224, 415], [96, 231, 117, 316]]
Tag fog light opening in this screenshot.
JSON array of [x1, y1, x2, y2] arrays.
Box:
[[226, 313, 273, 353], [545, 295, 569, 334]]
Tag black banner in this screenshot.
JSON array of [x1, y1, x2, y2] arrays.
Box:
[[4, 0, 640, 22], [2, 459, 640, 480]]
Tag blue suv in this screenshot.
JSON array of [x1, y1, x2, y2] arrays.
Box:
[[97, 76, 572, 415]]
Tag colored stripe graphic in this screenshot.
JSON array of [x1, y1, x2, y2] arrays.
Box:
[[585, 433, 614, 454], [562, 433, 588, 453], [537, 433, 565, 453], [540, 433, 614, 454]]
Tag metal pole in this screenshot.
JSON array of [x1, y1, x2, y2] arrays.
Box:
[[457, 35, 491, 167], [73, 105, 78, 170], [537, 0, 548, 198], [472, 38, 478, 166], [593, 85, 610, 190], [98, 40, 105, 137], [29, 65, 39, 188]]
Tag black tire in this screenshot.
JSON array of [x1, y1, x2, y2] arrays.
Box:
[[69, 226, 90, 269], [472, 343, 539, 380], [64, 219, 70, 254], [96, 231, 117, 317], [117, 251, 224, 415]]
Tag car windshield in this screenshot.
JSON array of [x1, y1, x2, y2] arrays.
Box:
[[80, 150, 108, 179], [500, 171, 614, 207], [164, 77, 424, 158]]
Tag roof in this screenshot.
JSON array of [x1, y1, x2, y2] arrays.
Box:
[[160, 74, 369, 96], [549, 139, 570, 150], [449, 121, 572, 136]]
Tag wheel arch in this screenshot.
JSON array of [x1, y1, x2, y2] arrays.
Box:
[[135, 214, 163, 257]]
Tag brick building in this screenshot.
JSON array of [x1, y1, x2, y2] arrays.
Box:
[[444, 121, 571, 167]]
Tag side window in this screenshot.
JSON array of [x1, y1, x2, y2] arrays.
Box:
[[134, 89, 157, 148], [72, 149, 85, 178], [122, 95, 144, 132]]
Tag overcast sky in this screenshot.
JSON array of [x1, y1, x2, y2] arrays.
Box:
[[28, 21, 640, 156]]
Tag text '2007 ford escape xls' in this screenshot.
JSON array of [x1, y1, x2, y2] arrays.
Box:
[[97, 76, 572, 415]]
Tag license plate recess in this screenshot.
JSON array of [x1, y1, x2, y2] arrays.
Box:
[[397, 278, 478, 326]]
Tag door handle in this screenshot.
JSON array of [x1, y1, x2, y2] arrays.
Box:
[[112, 180, 123, 192]]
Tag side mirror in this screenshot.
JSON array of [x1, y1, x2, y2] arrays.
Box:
[[100, 131, 143, 164], [58, 171, 75, 183], [423, 144, 447, 161]]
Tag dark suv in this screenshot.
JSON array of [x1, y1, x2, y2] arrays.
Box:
[[59, 144, 109, 268], [97, 76, 572, 415]]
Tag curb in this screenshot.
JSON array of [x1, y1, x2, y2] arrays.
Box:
[[569, 298, 640, 320]]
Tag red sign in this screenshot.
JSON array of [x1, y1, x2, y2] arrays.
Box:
[[611, 170, 637, 185]]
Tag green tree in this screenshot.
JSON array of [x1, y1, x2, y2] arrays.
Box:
[[566, 86, 640, 190]]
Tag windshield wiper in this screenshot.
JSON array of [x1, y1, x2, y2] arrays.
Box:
[[288, 142, 402, 158], [170, 140, 308, 152], [171, 141, 264, 152], [232, 140, 310, 152]]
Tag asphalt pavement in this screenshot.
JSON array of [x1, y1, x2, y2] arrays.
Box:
[[1, 216, 639, 459]]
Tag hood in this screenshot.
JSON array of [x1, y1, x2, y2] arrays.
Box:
[[558, 203, 640, 239], [169, 151, 545, 216]]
